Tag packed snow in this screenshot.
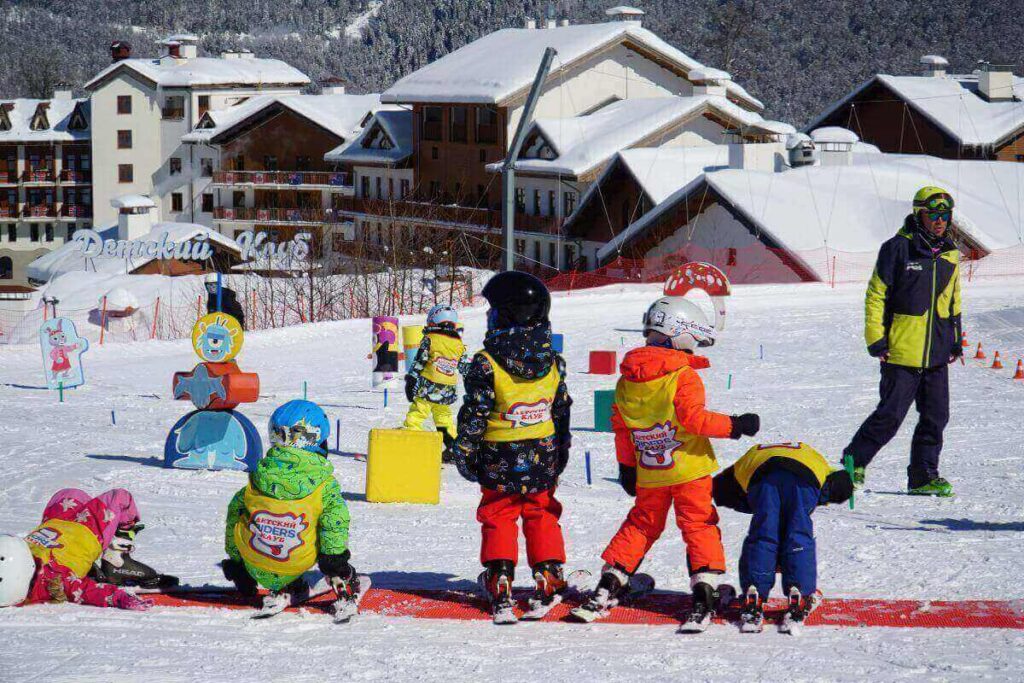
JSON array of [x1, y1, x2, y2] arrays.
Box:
[[1, 277, 1023, 680]]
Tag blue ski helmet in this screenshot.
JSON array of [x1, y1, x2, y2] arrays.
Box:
[[268, 400, 330, 454], [426, 304, 458, 328]]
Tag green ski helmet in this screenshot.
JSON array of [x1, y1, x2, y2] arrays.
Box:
[[912, 186, 954, 212]]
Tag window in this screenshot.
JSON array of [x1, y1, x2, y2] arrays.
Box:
[[621, 199, 631, 228], [564, 244, 576, 269], [533, 240, 540, 264], [118, 164, 133, 183], [548, 190, 556, 217], [450, 106, 468, 142], [479, 149, 487, 163], [6, 224, 14, 241], [388, 178, 394, 200], [117, 95, 132, 115], [201, 193, 214, 213], [296, 156, 311, 171], [431, 146, 439, 160], [1017, 154, 1024, 162], [422, 106, 443, 141], [563, 190, 576, 216], [169, 157, 182, 175], [162, 95, 184, 120], [515, 188, 525, 213], [375, 177, 382, 199], [533, 189, 541, 216], [201, 158, 213, 177], [198, 95, 210, 118], [67, 225, 76, 240], [360, 176, 370, 198], [549, 242, 557, 267], [514, 238, 526, 254], [171, 193, 183, 212], [476, 107, 498, 144], [429, 180, 441, 198], [233, 191, 245, 208], [400, 179, 410, 198], [233, 154, 245, 171], [477, 184, 486, 203], [30, 225, 39, 242], [0, 256, 11, 279], [44, 223, 53, 242], [263, 155, 278, 171]]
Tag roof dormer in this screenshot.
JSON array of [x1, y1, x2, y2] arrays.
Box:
[[68, 102, 89, 131], [30, 102, 51, 131], [520, 129, 558, 160], [362, 121, 394, 150], [0, 104, 11, 131]]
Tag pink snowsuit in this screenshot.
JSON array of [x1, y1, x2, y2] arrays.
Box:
[[23, 488, 149, 609]]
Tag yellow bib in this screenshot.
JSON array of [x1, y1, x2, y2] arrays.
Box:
[[235, 481, 325, 575], [616, 368, 718, 488], [733, 442, 834, 492], [482, 350, 559, 442], [25, 519, 103, 578], [420, 333, 466, 386]]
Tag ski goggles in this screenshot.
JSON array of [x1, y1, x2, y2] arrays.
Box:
[[925, 210, 952, 222], [922, 196, 953, 212]]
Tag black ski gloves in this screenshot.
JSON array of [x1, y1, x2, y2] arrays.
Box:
[[867, 338, 889, 359], [404, 375, 417, 402], [821, 470, 855, 506], [221, 558, 258, 596], [729, 413, 760, 439], [318, 550, 353, 579], [619, 464, 637, 497]]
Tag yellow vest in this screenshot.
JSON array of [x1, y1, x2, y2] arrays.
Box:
[[482, 350, 559, 442], [616, 368, 717, 488], [420, 333, 466, 386], [235, 481, 326, 575], [25, 519, 102, 578], [733, 442, 834, 492]]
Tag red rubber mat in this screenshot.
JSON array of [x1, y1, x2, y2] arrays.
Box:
[[147, 588, 1024, 629]]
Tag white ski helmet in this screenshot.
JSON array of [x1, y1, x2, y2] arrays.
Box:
[[0, 535, 35, 607], [643, 296, 716, 352], [426, 304, 458, 328]]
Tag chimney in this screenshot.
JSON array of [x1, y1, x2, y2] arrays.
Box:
[[53, 85, 73, 101], [525, 18, 537, 29], [810, 127, 858, 167], [689, 67, 731, 97], [978, 61, 1016, 101], [163, 35, 198, 60], [111, 195, 157, 241], [237, 49, 254, 60], [558, 18, 570, 27], [545, 18, 557, 29], [167, 41, 182, 59], [728, 142, 786, 172], [110, 40, 132, 63], [605, 6, 644, 26], [320, 77, 347, 95], [920, 54, 948, 78], [221, 50, 239, 60]]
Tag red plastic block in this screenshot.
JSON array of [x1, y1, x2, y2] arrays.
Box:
[[588, 350, 617, 375]]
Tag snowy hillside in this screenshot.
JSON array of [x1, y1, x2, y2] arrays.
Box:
[[1, 277, 1023, 680]]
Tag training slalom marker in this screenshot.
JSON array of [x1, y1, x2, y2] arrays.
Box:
[[974, 342, 986, 360], [1013, 360, 1024, 380], [991, 351, 1004, 370], [961, 332, 969, 348]]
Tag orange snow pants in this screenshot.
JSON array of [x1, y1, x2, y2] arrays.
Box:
[[601, 476, 725, 575], [477, 488, 566, 567]]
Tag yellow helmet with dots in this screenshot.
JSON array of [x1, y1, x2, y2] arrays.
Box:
[[913, 186, 954, 211]]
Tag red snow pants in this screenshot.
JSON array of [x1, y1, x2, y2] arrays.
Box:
[[601, 476, 725, 575], [477, 487, 566, 567]]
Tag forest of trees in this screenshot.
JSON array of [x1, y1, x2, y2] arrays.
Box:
[[2, 0, 1023, 126]]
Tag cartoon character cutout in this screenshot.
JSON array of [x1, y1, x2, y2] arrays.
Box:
[[39, 317, 89, 389], [166, 410, 261, 471], [192, 313, 243, 363]]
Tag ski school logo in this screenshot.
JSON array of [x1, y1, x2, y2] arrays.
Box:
[[906, 262, 924, 272], [502, 399, 552, 429], [247, 511, 308, 561], [26, 526, 63, 550], [433, 356, 459, 377], [631, 421, 681, 469]]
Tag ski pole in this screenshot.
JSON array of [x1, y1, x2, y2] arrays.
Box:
[[335, 418, 340, 452], [111, 409, 116, 426], [844, 454, 855, 510], [59, 381, 64, 403], [584, 451, 592, 486]]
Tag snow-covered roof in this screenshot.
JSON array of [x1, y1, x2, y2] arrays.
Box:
[[600, 153, 1024, 275], [689, 67, 731, 82], [0, 98, 89, 142], [811, 126, 859, 144], [491, 95, 763, 177], [605, 6, 645, 17], [809, 73, 1024, 147], [324, 109, 414, 165], [27, 223, 240, 283], [786, 132, 812, 149], [181, 94, 384, 144], [110, 194, 157, 210], [85, 56, 310, 91], [748, 120, 797, 136], [920, 55, 949, 67], [381, 23, 762, 110]]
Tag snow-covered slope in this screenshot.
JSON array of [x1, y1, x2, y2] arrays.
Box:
[[1, 278, 1022, 680]]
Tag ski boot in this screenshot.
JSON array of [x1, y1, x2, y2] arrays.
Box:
[[908, 477, 953, 497], [679, 572, 722, 633], [739, 586, 765, 633], [569, 566, 630, 623], [522, 561, 568, 620], [95, 524, 179, 589], [779, 587, 822, 635], [479, 560, 517, 625], [330, 566, 368, 624], [253, 576, 311, 619]]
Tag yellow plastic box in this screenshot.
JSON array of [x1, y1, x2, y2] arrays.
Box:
[[366, 428, 443, 504]]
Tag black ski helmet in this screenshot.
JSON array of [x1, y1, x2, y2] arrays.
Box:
[[482, 271, 551, 328]]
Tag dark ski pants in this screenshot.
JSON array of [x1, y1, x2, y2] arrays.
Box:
[[846, 363, 949, 488], [738, 468, 819, 598]]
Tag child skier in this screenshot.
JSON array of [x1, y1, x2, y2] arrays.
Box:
[[573, 296, 760, 631], [404, 303, 470, 454], [222, 399, 362, 618], [452, 271, 572, 623], [0, 487, 174, 610], [712, 442, 854, 633]]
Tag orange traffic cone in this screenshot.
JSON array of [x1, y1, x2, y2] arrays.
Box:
[[991, 351, 1004, 370], [961, 332, 969, 348], [974, 342, 986, 360], [1014, 359, 1024, 380]]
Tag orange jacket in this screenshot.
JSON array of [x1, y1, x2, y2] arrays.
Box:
[[611, 346, 733, 471]]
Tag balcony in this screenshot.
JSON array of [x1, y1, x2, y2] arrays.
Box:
[[60, 169, 92, 183], [0, 206, 16, 218], [211, 170, 352, 188], [213, 206, 339, 225], [22, 169, 55, 183], [0, 171, 17, 185], [332, 196, 562, 234], [62, 204, 93, 219], [23, 204, 57, 219]]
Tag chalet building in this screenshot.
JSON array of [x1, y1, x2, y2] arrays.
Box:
[[810, 56, 1024, 161], [333, 7, 765, 272], [0, 92, 92, 291], [84, 35, 310, 229], [180, 90, 384, 255]]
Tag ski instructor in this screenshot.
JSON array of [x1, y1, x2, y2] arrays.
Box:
[[843, 186, 962, 497]]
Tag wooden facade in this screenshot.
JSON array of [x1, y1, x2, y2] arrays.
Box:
[[566, 159, 654, 243], [219, 107, 345, 173]]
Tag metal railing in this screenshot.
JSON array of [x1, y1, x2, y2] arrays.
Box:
[[212, 170, 352, 187]]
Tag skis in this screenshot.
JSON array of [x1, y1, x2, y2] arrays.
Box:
[[778, 590, 821, 636], [520, 569, 591, 621], [568, 573, 656, 623], [330, 574, 371, 624]]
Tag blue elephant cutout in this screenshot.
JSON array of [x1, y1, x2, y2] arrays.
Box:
[[163, 409, 262, 471]]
